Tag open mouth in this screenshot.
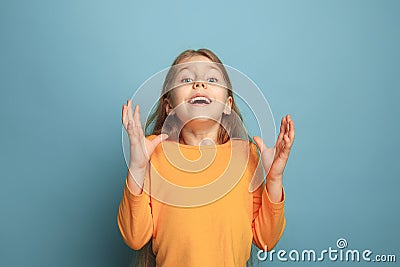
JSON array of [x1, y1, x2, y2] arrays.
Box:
[[188, 96, 212, 105]]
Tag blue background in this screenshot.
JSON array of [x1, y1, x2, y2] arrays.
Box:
[[1, 0, 399, 266]]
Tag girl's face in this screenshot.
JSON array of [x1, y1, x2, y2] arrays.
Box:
[[165, 55, 232, 124]]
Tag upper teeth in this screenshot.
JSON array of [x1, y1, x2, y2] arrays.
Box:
[[189, 96, 211, 104]]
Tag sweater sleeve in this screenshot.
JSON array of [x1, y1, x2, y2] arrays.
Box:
[[250, 143, 286, 251], [252, 183, 286, 251], [117, 172, 153, 250]]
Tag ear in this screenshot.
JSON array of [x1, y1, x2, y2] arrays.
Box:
[[164, 98, 174, 115], [223, 96, 233, 115]]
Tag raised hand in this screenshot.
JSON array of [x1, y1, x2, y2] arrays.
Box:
[[122, 100, 168, 192], [253, 114, 295, 202], [253, 114, 295, 180]]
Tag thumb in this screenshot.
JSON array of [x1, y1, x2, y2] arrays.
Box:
[[152, 133, 169, 146], [253, 136, 275, 172], [253, 136, 267, 152]]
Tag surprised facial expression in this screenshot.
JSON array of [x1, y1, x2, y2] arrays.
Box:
[[165, 56, 233, 125]]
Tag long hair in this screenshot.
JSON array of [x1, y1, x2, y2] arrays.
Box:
[[135, 48, 255, 267]]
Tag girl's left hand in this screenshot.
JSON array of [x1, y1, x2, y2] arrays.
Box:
[[253, 114, 295, 180]]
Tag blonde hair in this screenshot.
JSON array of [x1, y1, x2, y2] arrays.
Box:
[[136, 48, 254, 267]]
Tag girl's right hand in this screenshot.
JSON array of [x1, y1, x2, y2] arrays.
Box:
[[122, 100, 168, 173]]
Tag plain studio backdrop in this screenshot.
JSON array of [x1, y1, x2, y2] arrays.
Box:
[[0, 0, 399, 266]]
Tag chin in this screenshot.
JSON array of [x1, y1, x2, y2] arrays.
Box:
[[177, 112, 223, 126]]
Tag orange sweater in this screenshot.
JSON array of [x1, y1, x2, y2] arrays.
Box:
[[117, 136, 285, 266]]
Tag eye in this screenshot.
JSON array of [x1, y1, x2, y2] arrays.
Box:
[[207, 77, 218, 83], [181, 78, 193, 83]]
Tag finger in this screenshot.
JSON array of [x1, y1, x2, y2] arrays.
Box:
[[122, 105, 126, 123], [127, 100, 135, 126], [283, 133, 292, 150], [279, 117, 286, 134], [123, 106, 130, 128], [277, 117, 285, 142], [285, 115, 289, 133], [284, 132, 290, 143], [135, 105, 146, 139], [127, 119, 136, 139], [289, 120, 295, 140], [123, 104, 128, 117], [283, 124, 294, 150], [134, 104, 142, 129]]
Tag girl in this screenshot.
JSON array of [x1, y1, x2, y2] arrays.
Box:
[[118, 49, 295, 267]]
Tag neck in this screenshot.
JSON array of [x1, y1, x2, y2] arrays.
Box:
[[180, 120, 221, 146]]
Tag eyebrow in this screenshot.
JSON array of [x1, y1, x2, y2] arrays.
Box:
[[176, 66, 222, 75], [208, 67, 223, 73], [177, 67, 189, 74]]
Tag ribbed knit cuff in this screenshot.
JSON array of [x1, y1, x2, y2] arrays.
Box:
[[264, 186, 285, 210]]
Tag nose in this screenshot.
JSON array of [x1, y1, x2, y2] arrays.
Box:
[[192, 81, 207, 90]]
